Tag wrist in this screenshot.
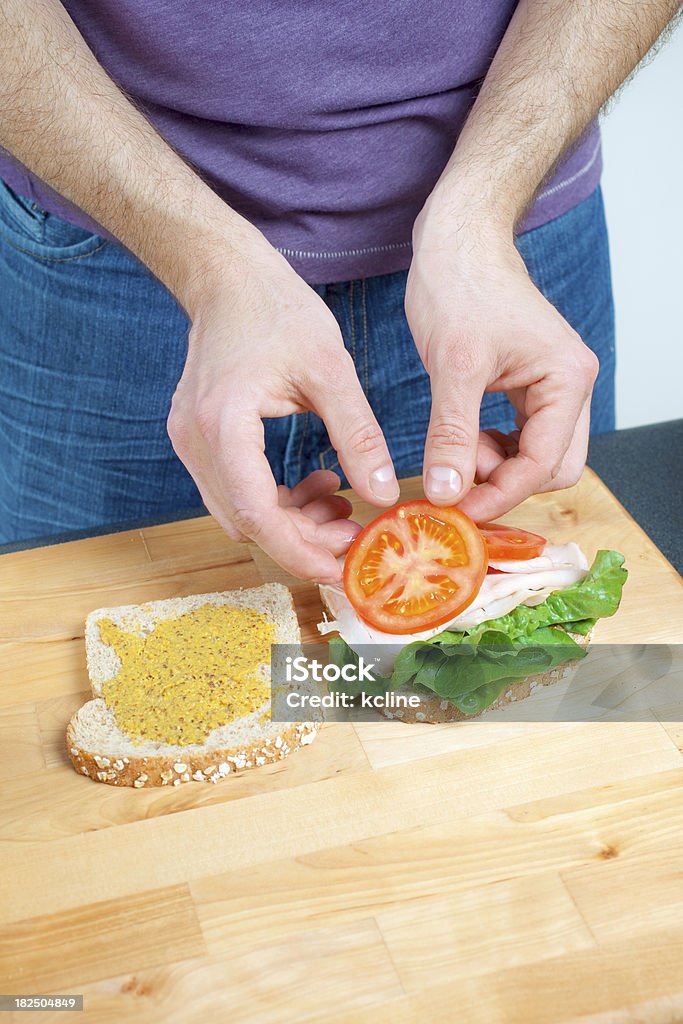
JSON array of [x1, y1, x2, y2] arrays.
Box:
[[413, 177, 517, 259], [138, 185, 273, 320], [178, 225, 264, 321]]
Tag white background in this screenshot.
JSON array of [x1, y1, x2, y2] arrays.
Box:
[[600, 22, 683, 428]]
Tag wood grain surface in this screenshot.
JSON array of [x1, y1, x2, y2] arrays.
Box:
[[1, 470, 682, 1024]]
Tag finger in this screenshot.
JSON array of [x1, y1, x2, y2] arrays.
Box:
[[307, 353, 399, 506], [486, 429, 520, 456], [167, 417, 249, 542], [199, 485, 249, 542], [181, 469, 249, 542], [296, 513, 363, 555], [423, 354, 487, 505], [458, 378, 585, 521], [175, 451, 251, 543], [482, 429, 512, 452], [300, 494, 354, 524], [475, 432, 507, 484], [536, 396, 590, 493], [278, 469, 342, 509], [213, 409, 344, 582]]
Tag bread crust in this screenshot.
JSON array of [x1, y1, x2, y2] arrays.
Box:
[[67, 709, 319, 787]]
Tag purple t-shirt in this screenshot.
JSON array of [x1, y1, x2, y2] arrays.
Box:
[[0, 1, 602, 284]]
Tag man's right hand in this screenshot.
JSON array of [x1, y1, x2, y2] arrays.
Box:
[[0, 0, 400, 581], [167, 240, 399, 582]]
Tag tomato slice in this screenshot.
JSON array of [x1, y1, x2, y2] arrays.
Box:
[[343, 501, 488, 635], [479, 523, 546, 561]]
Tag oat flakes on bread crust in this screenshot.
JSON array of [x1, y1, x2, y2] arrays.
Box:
[[67, 583, 319, 787], [67, 700, 318, 787]]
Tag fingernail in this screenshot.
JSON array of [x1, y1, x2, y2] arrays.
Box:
[[426, 466, 462, 502], [369, 464, 400, 502]]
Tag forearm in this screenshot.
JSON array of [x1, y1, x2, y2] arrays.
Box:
[[431, 0, 681, 230], [0, 0, 264, 313]]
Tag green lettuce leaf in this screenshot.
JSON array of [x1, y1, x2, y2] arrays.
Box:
[[435, 550, 628, 647], [392, 625, 587, 711]]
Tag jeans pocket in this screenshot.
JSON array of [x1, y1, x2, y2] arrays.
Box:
[[0, 179, 106, 260]]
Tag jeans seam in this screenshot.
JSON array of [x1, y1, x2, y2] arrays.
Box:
[[318, 283, 355, 471], [349, 279, 357, 363], [318, 442, 338, 470], [361, 279, 369, 392], [318, 438, 335, 468], [0, 229, 107, 262], [318, 433, 339, 469], [296, 412, 310, 480]]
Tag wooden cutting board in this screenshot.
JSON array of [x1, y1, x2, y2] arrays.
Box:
[[1, 469, 682, 1024]]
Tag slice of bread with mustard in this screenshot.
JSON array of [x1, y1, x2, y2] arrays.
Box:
[[67, 583, 319, 787]]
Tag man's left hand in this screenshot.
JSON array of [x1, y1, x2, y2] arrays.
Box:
[[405, 191, 599, 521]]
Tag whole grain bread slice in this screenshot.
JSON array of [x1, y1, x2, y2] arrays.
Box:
[[67, 583, 319, 787]]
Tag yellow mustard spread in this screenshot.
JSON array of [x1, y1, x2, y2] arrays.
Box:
[[99, 603, 276, 746]]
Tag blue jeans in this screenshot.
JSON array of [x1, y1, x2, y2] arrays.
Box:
[[0, 182, 615, 544]]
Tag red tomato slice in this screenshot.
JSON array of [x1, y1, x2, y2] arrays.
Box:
[[479, 523, 546, 561], [343, 501, 488, 635]]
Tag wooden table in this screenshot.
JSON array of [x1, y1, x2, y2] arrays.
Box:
[[1, 470, 682, 1023]]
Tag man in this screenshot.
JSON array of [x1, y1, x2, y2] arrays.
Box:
[[0, 0, 679, 583]]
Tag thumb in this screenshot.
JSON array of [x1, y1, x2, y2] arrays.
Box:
[[423, 362, 485, 506]]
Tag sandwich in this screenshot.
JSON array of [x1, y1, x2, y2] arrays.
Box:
[[318, 501, 628, 722], [67, 583, 318, 786]]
